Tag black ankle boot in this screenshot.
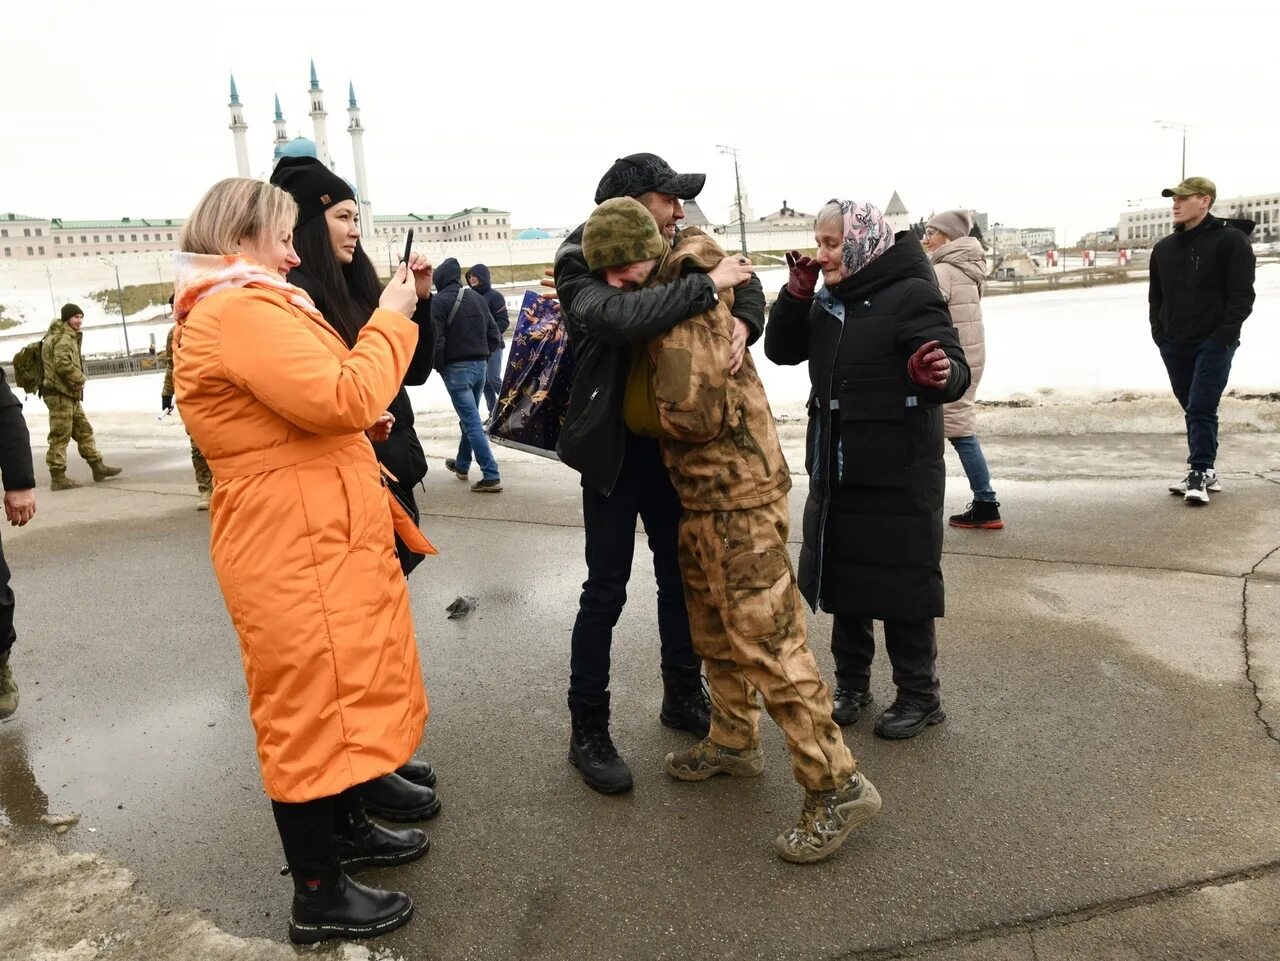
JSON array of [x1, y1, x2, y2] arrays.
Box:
[[396, 758, 437, 788], [336, 804, 430, 873], [874, 699, 946, 739], [289, 872, 414, 944], [660, 674, 712, 738], [569, 707, 633, 795], [358, 772, 441, 822], [831, 687, 873, 726]]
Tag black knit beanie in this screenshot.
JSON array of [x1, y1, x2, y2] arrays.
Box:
[[60, 303, 83, 322], [269, 156, 356, 227]]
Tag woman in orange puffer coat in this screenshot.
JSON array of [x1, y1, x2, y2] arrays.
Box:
[[172, 177, 435, 945]]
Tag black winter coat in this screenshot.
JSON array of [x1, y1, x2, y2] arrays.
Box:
[[432, 258, 501, 367], [0, 368, 35, 492], [289, 267, 435, 575], [764, 232, 970, 620], [555, 222, 767, 495], [1149, 214, 1256, 346], [466, 264, 510, 335]]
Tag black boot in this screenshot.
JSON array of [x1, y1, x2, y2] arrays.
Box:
[[358, 772, 441, 822], [336, 803, 430, 873], [660, 674, 711, 738], [874, 699, 946, 739], [948, 500, 1003, 530], [396, 758, 437, 789], [831, 687, 873, 726], [569, 707, 633, 794], [288, 872, 414, 945]]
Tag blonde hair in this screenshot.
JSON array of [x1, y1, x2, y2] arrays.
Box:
[[179, 178, 298, 255]]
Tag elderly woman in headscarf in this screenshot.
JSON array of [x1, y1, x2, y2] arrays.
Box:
[[764, 200, 970, 741]]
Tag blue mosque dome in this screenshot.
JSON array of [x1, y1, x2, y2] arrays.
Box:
[[516, 227, 551, 240], [275, 136, 318, 162]]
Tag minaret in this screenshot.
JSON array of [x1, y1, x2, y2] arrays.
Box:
[[308, 60, 332, 169], [347, 81, 374, 232], [228, 74, 250, 177], [272, 94, 289, 163]]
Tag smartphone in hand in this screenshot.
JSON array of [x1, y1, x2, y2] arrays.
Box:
[[402, 229, 414, 267]]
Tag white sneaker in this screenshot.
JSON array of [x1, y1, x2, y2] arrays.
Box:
[[1184, 470, 1210, 505], [1169, 469, 1220, 495]]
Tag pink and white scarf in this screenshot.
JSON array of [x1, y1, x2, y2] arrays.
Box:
[[830, 199, 895, 276], [171, 252, 322, 323]]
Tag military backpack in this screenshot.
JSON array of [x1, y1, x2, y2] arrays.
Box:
[[11, 339, 45, 395]]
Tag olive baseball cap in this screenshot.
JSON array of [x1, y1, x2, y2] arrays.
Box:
[[1161, 176, 1216, 200]]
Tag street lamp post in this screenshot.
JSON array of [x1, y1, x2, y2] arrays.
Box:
[[99, 257, 132, 362], [1155, 120, 1189, 180], [716, 144, 749, 256]]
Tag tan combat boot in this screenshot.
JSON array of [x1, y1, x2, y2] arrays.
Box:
[[197, 489, 212, 511], [665, 737, 764, 781], [774, 772, 882, 864], [90, 461, 123, 482], [0, 652, 18, 720], [50, 472, 82, 491]]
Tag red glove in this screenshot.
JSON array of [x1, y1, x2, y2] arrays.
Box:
[[907, 340, 950, 389], [785, 250, 821, 299]]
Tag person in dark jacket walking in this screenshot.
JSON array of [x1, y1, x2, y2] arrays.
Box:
[[466, 264, 509, 415], [550, 153, 758, 794], [270, 155, 443, 828], [765, 199, 970, 740], [433, 258, 503, 492], [1149, 176, 1256, 505], [0, 366, 36, 719]]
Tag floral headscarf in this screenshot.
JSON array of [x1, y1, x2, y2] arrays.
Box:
[[826, 199, 895, 277]]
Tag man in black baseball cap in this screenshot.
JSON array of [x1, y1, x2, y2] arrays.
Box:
[[550, 156, 763, 795]]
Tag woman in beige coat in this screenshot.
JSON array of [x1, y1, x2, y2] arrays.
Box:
[[922, 210, 1002, 529]]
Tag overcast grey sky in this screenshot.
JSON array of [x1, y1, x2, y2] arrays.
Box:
[[3, 0, 1276, 244]]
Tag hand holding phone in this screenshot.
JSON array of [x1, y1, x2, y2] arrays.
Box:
[[401, 229, 414, 271]]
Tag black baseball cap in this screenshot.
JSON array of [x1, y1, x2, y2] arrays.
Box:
[[593, 153, 706, 205]]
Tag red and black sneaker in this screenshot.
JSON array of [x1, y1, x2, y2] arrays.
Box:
[[949, 501, 1003, 530]]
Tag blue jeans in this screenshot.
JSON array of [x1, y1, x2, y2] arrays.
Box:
[[949, 434, 996, 502], [1158, 338, 1237, 471], [483, 346, 504, 415], [444, 360, 500, 481]]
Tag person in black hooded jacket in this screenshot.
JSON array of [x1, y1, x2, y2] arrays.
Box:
[[270, 155, 444, 833], [465, 264, 509, 415], [1148, 176, 1256, 505], [765, 199, 969, 741]]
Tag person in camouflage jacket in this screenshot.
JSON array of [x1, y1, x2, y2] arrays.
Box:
[[581, 199, 881, 864], [163, 325, 213, 509], [40, 304, 120, 490]]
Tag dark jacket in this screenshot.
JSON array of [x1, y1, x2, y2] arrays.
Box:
[[289, 267, 436, 574], [1149, 214, 1256, 345], [467, 264, 510, 336], [764, 232, 970, 620], [432, 258, 501, 367], [554, 222, 767, 495], [0, 368, 35, 492]]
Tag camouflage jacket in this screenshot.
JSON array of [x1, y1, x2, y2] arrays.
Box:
[[163, 326, 176, 398], [41, 319, 86, 398], [647, 229, 790, 512]]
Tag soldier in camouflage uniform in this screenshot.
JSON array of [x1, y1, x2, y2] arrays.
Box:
[[582, 198, 882, 864], [40, 304, 121, 491], [163, 325, 213, 510]]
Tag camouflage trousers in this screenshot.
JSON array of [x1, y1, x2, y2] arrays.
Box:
[[678, 497, 855, 792], [189, 436, 212, 494], [43, 392, 102, 473]]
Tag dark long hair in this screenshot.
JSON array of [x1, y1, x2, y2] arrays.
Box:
[[290, 214, 382, 348]]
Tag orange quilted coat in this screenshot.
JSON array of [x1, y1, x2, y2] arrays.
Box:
[[173, 286, 428, 803]]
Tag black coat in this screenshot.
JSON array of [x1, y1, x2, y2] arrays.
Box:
[[1149, 214, 1256, 346], [432, 259, 501, 367], [554, 222, 767, 495], [466, 264, 510, 335], [289, 267, 435, 575], [764, 232, 970, 620], [0, 368, 35, 492]]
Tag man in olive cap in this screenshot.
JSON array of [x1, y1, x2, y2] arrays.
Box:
[[41, 304, 121, 490], [1148, 177, 1256, 505], [550, 154, 759, 795]]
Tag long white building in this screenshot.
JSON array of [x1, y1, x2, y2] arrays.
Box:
[[1120, 190, 1279, 245]]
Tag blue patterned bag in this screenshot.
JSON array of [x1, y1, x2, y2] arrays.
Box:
[[487, 291, 575, 459]]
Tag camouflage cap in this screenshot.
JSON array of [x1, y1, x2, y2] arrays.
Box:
[[1161, 176, 1216, 201], [583, 198, 669, 273]]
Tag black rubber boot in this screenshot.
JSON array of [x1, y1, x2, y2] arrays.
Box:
[[659, 674, 711, 738], [358, 772, 441, 822], [336, 803, 430, 873], [288, 872, 414, 945], [569, 706, 633, 795]]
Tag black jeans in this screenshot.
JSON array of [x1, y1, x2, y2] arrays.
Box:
[[567, 432, 697, 713], [271, 787, 362, 889], [1158, 337, 1237, 472], [0, 533, 15, 659], [831, 615, 939, 706]]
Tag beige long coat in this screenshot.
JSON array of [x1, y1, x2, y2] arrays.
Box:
[[929, 237, 989, 438]]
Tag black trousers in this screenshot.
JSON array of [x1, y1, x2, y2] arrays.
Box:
[[567, 432, 698, 712], [0, 533, 15, 659], [271, 787, 362, 889], [831, 615, 939, 706]]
